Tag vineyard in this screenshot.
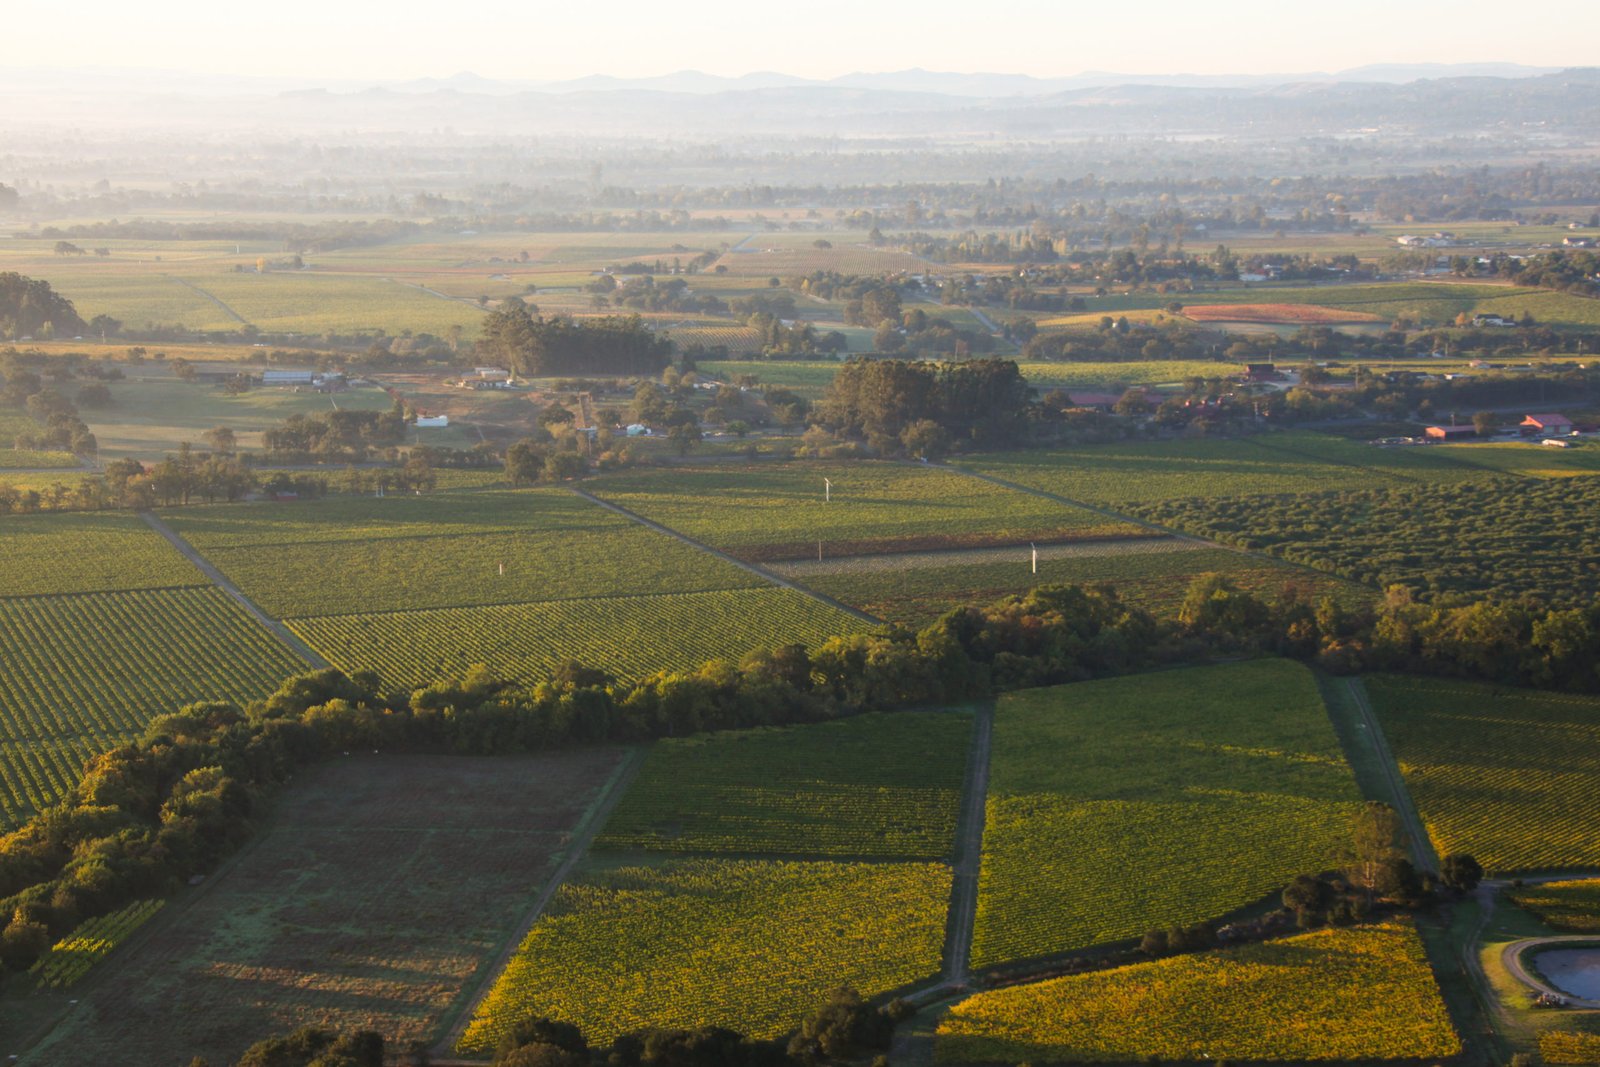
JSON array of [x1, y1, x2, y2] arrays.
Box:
[[777, 542, 1361, 627], [458, 858, 950, 1049], [596, 711, 971, 859], [972, 659, 1362, 968], [1366, 675, 1600, 872], [1509, 880, 1600, 932], [0, 586, 305, 826], [664, 323, 764, 354], [1541, 1030, 1600, 1064], [588, 462, 1143, 562], [1136, 475, 1600, 605], [1181, 302, 1385, 324], [960, 430, 1495, 509], [19, 750, 627, 1067], [0, 447, 78, 469], [290, 587, 869, 688], [0, 511, 206, 597], [173, 495, 765, 618], [29, 900, 165, 989], [937, 922, 1458, 1062]]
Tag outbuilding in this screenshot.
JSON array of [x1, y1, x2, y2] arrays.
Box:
[[1424, 424, 1476, 441], [1521, 413, 1574, 435]]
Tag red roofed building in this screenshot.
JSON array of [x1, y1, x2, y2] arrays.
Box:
[[1520, 413, 1574, 435]]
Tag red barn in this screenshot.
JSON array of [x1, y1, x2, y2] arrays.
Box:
[[1520, 413, 1574, 435]]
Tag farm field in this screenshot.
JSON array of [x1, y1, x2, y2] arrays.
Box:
[[28, 901, 166, 990], [173, 271, 484, 338], [18, 750, 628, 1067], [1436, 441, 1600, 477], [168, 489, 766, 618], [458, 857, 950, 1049], [1142, 475, 1600, 605], [1181, 302, 1385, 324], [0, 511, 205, 596], [0, 586, 305, 827], [776, 541, 1363, 627], [0, 447, 78, 469], [595, 710, 971, 859], [972, 659, 1362, 968], [960, 431, 1495, 509], [588, 462, 1144, 563], [1508, 880, 1600, 933], [292, 587, 868, 688], [936, 921, 1458, 1063], [691, 359, 1244, 400], [1366, 675, 1600, 872]]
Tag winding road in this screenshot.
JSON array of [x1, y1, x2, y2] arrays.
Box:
[[1500, 936, 1600, 1008]]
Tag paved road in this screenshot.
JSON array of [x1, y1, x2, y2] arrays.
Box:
[[942, 703, 994, 987], [570, 487, 884, 626], [432, 748, 647, 1060], [140, 510, 331, 668]]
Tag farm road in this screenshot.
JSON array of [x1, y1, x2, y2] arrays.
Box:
[[139, 511, 331, 668], [942, 702, 994, 986], [1341, 676, 1438, 873], [771, 536, 1199, 579], [432, 747, 648, 1061], [570, 487, 884, 625], [167, 276, 249, 325]]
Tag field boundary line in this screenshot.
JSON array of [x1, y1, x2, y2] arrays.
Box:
[[166, 276, 250, 325], [278, 582, 773, 624], [139, 511, 331, 668], [433, 746, 648, 1059], [942, 701, 994, 987], [571, 487, 884, 625]]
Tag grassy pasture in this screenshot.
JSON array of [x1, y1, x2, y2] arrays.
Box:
[[19, 750, 628, 1067], [0, 511, 204, 596], [780, 542, 1361, 628], [1367, 675, 1600, 873], [589, 462, 1143, 562], [938, 921, 1457, 1063], [459, 857, 950, 1049], [291, 587, 869, 688], [972, 659, 1362, 968], [0, 586, 304, 827], [596, 711, 971, 859], [168, 489, 765, 618]]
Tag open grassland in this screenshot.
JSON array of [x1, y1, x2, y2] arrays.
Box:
[[459, 858, 949, 1049], [1142, 476, 1600, 605], [169, 490, 765, 618], [589, 463, 1143, 562], [596, 711, 970, 859], [292, 587, 869, 688], [938, 921, 1458, 1063], [0, 587, 304, 827], [972, 660, 1361, 968], [961, 431, 1495, 509], [19, 751, 626, 1067], [1508, 880, 1600, 933], [1367, 675, 1600, 873], [0, 511, 204, 596], [81, 377, 393, 459], [779, 542, 1363, 628]]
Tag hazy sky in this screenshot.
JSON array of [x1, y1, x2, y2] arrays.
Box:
[[11, 0, 1600, 82]]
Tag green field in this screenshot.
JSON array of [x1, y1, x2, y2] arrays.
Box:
[[596, 711, 971, 859], [937, 921, 1458, 1062], [960, 431, 1496, 509], [459, 857, 950, 1049], [0, 511, 205, 596], [292, 587, 868, 688], [778, 541, 1361, 627], [972, 659, 1362, 968], [169, 489, 765, 618], [0, 586, 304, 826], [1367, 675, 1600, 873], [0, 448, 78, 470], [20, 751, 627, 1067], [174, 270, 483, 338], [1141, 475, 1600, 605], [589, 462, 1143, 562]]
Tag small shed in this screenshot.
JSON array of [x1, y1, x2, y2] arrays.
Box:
[[1424, 424, 1476, 441], [415, 415, 449, 428]]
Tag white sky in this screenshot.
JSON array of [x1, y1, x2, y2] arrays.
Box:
[[8, 0, 1599, 82]]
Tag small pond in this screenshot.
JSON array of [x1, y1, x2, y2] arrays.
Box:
[[1535, 948, 1600, 1001]]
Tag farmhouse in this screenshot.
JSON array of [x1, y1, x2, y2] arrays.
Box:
[[1242, 363, 1284, 383], [1424, 424, 1477, 441], [1520, 413, 1574, 435]]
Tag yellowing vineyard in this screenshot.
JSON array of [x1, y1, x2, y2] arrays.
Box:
[[938, 922, 1458, 1062], [1508, 879, 1600, 932], [29, 900, 165, 989], [459, 859, 950, 1050]]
